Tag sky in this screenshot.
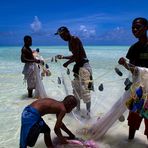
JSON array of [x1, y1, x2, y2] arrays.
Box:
[[0, 0, 148, 46]]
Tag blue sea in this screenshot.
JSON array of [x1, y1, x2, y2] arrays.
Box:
[[0, 46, 147, 148]]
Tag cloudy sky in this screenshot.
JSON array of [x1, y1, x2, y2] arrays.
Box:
[[0, 0, 147, 46]]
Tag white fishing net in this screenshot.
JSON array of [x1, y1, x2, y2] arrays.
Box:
[[89, 91, 130, 140], [87, 66, 148, 140], [34, 57, 148, 142], [34, 63, 47, 99]]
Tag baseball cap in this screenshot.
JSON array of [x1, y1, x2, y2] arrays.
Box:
[[54, 26, 69, 35]]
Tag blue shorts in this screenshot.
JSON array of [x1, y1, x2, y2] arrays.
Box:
[[20, 106, 50, 148]]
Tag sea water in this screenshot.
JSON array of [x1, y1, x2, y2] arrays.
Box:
[[0, 46, 147, 148]]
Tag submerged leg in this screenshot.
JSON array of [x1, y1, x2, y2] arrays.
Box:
[[128, 126, 136, 140], [86, 101, 91, 112], [28, 89, 33, 98]]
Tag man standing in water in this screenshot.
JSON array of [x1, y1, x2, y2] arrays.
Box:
[[125, 17, 148, 140], [21, 35, 41, 98], [55, 26, 93, 117]]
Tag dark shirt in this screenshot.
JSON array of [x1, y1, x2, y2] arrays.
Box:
[[126, 41, 148, 68]]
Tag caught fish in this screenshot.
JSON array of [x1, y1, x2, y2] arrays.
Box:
[[124, 78, 131, 85], [125, 82, 132, 90], [45, 64, 49, 69], [124, 78, 132, 91], [118, 114, 125, 122], [58, 77, 61, 84], [98, 83, 103, 91], [115, 67, 123, 76], [67, 68, 70, 75]]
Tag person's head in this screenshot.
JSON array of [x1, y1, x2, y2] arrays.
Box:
[[63, 95, 77, 113], [24, 35, 32, 47], [55, 26, 71, 41], [132, 17, 148, 38]]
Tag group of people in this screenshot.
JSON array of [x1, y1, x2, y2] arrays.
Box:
[[20, 17, 148, 147], [20, 22, 94, 147]]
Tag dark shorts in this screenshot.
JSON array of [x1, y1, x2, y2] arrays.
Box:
[[128, 112, 148, 136], [27, 119, 50, 147]]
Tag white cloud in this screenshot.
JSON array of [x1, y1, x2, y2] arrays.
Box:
[[98, 26, 129, 41], [79, 25, 96, 38], [30, 16, 42, 32]]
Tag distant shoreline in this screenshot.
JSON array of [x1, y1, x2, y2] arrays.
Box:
[[0, 45, 130, 47]]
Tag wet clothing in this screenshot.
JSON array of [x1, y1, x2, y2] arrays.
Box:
[[127, 67, 148, 136], [126, 41, 148, 137], [21, 46, 37, 90], [68, 36, 94, 90], [128, 112, 148, 136], [72, 62, 93, 104], [20, 106, 50, 148], [22, 63, 36, 90], [126, 41, 148, 68], [72, 59, 94, 91], [67, 36, 93, 111], [73, 58, 89, 76]]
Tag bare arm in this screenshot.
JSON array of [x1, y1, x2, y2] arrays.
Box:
[[56, 37, 82, 67], [56, 54, 75, 67], [63, 38, 82, 67], [63, 55, 73, 59], [60, 123, 75, 139], [118, 57, 138, 74], [54, 111, 68, 144]]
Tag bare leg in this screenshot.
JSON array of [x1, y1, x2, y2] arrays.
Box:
[[86, 101, 91, 112], [44, 133, 53, 148], [28, 89, 33, 98]]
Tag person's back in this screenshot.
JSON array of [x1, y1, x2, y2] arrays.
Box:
[[30, 98, 65, 116]]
